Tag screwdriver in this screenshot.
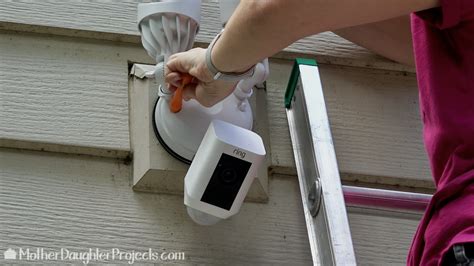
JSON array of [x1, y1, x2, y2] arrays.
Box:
[[170, 73, 193, 113]]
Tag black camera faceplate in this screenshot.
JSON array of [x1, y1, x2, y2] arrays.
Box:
[[200, 153, 252, 210]]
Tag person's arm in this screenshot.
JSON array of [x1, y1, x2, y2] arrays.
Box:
[[211, 0, 435, 72], [334, 16, 415, 66], [166, 0, 438, 106]]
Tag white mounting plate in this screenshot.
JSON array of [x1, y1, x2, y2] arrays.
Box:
[[128, 64, 269, 202]]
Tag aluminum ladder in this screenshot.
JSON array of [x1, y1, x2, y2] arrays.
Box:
[[284, 59, 431, 265]]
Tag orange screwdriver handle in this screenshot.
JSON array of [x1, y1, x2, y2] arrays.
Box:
[[170, 74, 193, 113]]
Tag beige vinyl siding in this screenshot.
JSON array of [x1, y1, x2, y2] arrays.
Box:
[[1, 32, 431, 186], [0, 1, 414, 73], [0, 148, 420, 265]]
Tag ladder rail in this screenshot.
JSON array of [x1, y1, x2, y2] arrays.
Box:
[[285, 59, 433, 265], [286, 60, 357, 265]]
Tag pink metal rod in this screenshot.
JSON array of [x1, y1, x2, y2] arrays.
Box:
[[342, 185, 432, 212]]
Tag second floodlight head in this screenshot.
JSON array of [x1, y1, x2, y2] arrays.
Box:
[[137, 0, 201, 62]]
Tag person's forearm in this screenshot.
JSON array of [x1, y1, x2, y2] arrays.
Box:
[[211, 1, 303, 73], [210, 0, 438, 73]]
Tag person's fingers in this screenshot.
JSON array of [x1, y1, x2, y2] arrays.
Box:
[[165, 72, 185, 89], [166, 48, 213, 82], [165, 71, 180, 81], [182, 84, 196, 101], [167, 84, 177, 93], [165, 72, 181, 88], [166, 49, 236, 108], [166, 52, 189, 74], [166, 48, 201, 74]]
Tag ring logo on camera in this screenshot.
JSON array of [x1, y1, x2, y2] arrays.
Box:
[[233, 149, 246, 159]]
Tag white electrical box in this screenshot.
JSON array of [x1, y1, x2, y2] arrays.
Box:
[[128, 64, 270, 202]]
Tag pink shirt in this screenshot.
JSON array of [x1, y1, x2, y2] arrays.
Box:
[[408, 0, 474, 265]]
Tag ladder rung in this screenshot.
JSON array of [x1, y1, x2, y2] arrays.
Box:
[[343, 185, 431, 212]]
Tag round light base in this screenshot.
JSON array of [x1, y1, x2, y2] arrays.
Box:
[[153, 94, 253, 164]]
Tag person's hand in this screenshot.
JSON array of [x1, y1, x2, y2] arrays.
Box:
[[165, 48, 237, 107]]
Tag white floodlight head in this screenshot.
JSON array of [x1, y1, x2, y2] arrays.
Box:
[[137, 0, 201, 62]]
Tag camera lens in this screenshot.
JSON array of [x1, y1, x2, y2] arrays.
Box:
[[220, 168, 238, 184]]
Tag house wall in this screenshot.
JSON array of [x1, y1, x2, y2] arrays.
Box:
[[1, 1, 430, 264]]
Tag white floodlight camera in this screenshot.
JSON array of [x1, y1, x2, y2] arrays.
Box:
[[185, 120, 266, 225], [137, 0, 268, 224]]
